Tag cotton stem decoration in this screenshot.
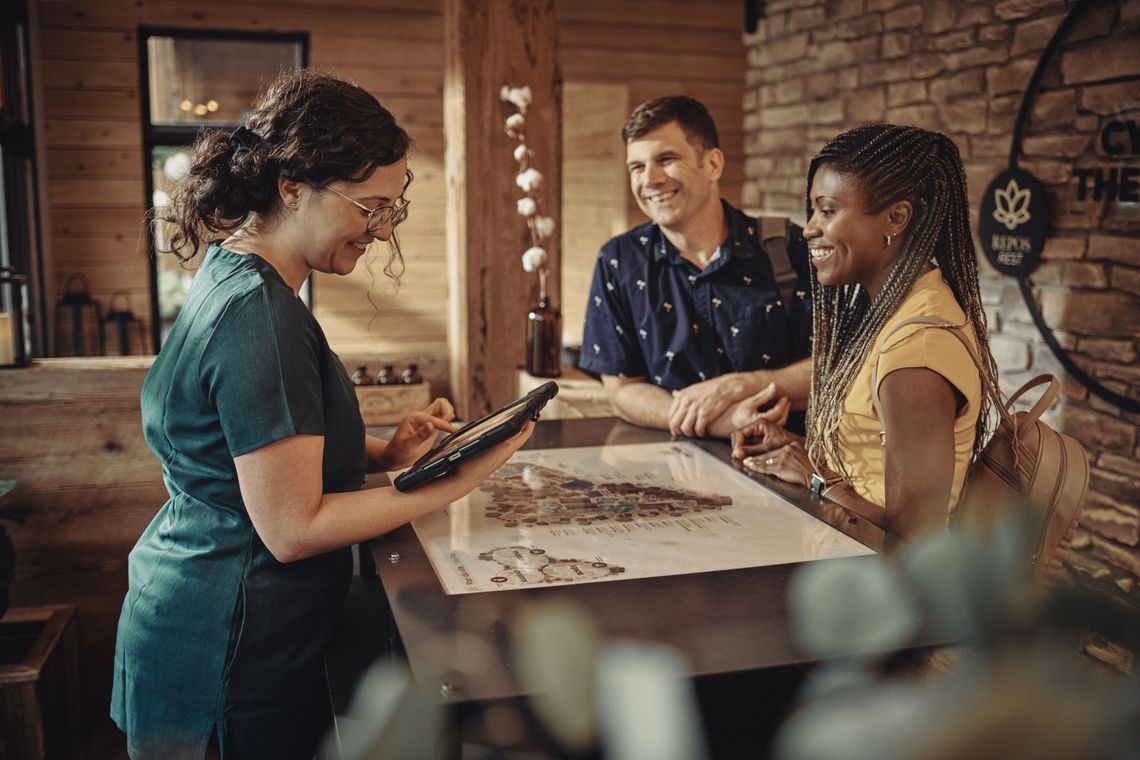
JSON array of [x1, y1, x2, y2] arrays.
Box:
[[502, 84, 556, 300]]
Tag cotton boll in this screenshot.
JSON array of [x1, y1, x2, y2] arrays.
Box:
[[522, 246, 548, 273], [514, 144, 531, 163], [517, 197, 537, 217], [505, 113, 526, 138], [516, 168, 543, 192], [534, 215, 556, 239], [501, 86, 532, 112]]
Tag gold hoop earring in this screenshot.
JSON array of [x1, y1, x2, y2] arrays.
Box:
[[884, 232, 893, 248]]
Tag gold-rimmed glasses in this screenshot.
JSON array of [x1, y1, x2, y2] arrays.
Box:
[[326, 171, 412, 235]]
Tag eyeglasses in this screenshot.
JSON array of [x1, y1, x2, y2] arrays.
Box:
[[326, 173, 411, 235]]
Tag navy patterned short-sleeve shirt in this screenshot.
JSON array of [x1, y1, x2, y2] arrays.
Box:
[[579, 200, 812, 390]]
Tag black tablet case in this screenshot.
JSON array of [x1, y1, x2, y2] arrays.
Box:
[[392, 381, 559, 492]]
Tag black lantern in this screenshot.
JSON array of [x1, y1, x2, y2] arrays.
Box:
[[104, 290, 147, 356], [0, 266, 29, 368], [55, 273, 105, 357]]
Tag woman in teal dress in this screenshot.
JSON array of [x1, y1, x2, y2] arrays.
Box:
[[111, 70, 532, 759]]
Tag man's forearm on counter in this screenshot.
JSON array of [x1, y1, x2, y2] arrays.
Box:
[[601, 376, 674, 431]]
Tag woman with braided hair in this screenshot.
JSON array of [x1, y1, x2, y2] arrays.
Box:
[[732, 124, 998, 539], [111, 70, 532, 759]]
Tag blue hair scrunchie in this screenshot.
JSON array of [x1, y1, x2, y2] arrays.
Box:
[[228, 125, 259, 155]]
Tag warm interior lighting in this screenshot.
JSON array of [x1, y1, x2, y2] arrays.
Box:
[[179, 98, 221, 117]]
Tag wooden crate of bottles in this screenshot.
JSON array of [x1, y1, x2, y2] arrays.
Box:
[[351, 365, 431, 426]]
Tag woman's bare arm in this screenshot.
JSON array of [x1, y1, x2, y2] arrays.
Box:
[[234, 422, 533, 562]]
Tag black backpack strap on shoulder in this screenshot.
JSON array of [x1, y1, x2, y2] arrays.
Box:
[[758, 216, 797, 316]]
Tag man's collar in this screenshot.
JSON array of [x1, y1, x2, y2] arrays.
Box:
[[723, 201, 758, 259], [651, 200, 758, 265]]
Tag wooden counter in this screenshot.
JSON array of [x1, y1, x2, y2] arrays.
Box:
[[0, 357, 163, 739]]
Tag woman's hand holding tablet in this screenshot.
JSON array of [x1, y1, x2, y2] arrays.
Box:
[[392, 381, 558, 492]]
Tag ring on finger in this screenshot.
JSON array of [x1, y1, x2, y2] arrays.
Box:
[[765, 457, 775, 466]]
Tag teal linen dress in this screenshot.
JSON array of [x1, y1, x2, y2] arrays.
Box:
[[111, 245, 366, 759]]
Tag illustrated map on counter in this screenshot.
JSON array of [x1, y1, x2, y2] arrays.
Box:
[[411, 442, 874, 595]]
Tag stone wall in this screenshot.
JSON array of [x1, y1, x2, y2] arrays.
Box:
[[742, 0, 1140, 632]]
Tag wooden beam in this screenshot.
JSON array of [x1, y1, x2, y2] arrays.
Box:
[[444, 0, 561, 419]]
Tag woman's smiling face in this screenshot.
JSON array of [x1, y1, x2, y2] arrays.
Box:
[[804, 165, 901, 300], [302, 157, 409, 277]]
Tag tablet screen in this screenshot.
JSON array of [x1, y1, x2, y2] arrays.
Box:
[[427, 396, 530, 460]]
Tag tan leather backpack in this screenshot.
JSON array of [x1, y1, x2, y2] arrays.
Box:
[[872, 317, 1090, 577]]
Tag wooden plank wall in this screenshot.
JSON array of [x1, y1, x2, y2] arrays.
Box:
[[561, 82, 629, 349], [35, 0, 448, 359], [559, 0, 747, 223], [33, 0, 745, 361], [557, 0, 747, 349]]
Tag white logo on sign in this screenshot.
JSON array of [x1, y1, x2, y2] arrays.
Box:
[[993, 178, 1031, 231]]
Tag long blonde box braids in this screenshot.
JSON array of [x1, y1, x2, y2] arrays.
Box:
[[804, 124, 999, 481]]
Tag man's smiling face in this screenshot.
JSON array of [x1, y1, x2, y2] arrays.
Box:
[[625, 121, 722, 232]]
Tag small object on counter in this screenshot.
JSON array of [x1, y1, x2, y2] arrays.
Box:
[[401, 364, 422, 384], [351, 366, 373, 385], [376, 365, 395, 385]]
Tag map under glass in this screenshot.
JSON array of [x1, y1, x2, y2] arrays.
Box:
[[411, 441, 874, 595]]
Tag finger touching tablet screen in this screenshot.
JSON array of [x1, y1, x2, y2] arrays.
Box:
[[392, 381, 558, 492]]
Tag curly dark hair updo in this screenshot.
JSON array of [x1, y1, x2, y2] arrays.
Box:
[[162, 69, 412, 278]]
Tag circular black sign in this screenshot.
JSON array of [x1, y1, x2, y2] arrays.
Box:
[[978, 167, 1049, 277]]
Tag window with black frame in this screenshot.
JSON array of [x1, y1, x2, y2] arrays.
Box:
[[140, 28, 307, 349], [0, 2, 40, 365]]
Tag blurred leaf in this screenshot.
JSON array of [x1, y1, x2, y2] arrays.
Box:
[[776, 682, 931, 760], [789, 556, 922, 659], [781, 516, 1140, 760], [338, 660, 443, 760], [513, 599, 600, 752], [796, 660, 876, 703], [597, 641, 707, 760], [902, 531, 990, 642], [910, 648, 1132, 760]]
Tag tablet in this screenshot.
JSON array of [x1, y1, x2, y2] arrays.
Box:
[[392, 380, 559, 492]]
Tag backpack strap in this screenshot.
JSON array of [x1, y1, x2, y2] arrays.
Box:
[[757, 216, 798, 319], [1005, 373, 1060, 429]]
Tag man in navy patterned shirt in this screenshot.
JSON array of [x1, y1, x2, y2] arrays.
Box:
[[580, 96, 813, 438]]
